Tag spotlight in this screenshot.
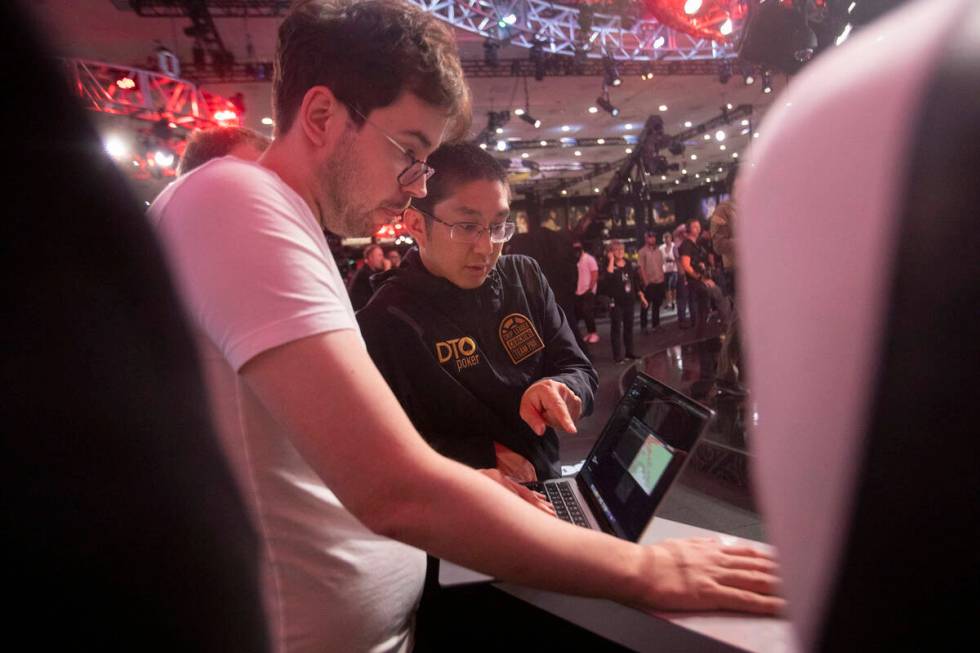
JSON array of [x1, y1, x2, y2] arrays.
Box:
[[495, 140, 507, 151], [498, 13, 517, 28], [720, 17, 734, 37], [153, 148, 176, 168], [762, 70, 773, 94], [518, 111, 542, 128], [603, 57, 622, 87], [103, 135, 129, 159], [640, 64, 653, 81], [715, 130, 726, 141], [588, 106, 598, 114], [653, 35, 665, 49], [484, 110, 510, 141], [684, 0, 703, 15], [740, 61, 756, 85], [791, 13, 818, 62], [595, 95, 620, 117]]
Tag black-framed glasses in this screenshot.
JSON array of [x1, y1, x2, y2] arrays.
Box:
[[346, 105, 436, 186], [410, 206, 515, 244]]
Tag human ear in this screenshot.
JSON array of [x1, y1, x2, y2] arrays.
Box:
[[297, 86, 342, 148], [402, 208, 428, 247]]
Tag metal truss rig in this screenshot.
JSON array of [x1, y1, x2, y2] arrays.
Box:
[[62, 58, 241, 130], [178, 56, 722, 84], [119, 1, 738, 61], [408, 0, 737, 61]]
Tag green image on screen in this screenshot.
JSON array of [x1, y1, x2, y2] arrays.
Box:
[[627, 431, 674, 495]]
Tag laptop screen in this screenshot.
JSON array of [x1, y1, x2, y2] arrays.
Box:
[[578, 373, 714, 541]]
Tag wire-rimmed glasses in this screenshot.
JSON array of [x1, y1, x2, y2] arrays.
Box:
[[409, 206, 516, 244], [346, 105, 435, 186]]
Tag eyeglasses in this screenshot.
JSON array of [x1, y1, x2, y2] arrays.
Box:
[[410, 206, 516, 244], [346, 105, 436, 186]]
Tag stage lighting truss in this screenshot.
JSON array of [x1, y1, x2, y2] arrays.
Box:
[[122, 1, 742, 63], [405, 0, 740, 61], [62, 58, 242, 130]]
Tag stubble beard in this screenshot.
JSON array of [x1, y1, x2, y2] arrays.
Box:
[[316, 128, 372, 237]]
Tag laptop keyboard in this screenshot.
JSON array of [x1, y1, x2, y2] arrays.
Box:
[[526, 481, 590, 528]]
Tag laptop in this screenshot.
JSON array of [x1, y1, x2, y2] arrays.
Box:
[[440, 372, 715, 586], [524, 372, 715, 541]]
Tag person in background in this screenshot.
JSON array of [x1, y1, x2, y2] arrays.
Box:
[[386, 248, 402, 269], [660, 231, 678, 310], [710, 201, 737, 297], [679, 218, 731, 332], [177, 125, 271, 176], [347, 243, 388, 311], [600, 240, 647, 363], [573, 241, 600, 344], [673, 223, 695, 328], [637, 229, 666, 333]]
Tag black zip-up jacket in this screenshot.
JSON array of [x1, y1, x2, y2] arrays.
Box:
[[357, 249, 597, 480]]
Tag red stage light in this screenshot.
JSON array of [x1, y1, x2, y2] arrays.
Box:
[[214, 109, 238, 123], [640, 0, 749, 43]]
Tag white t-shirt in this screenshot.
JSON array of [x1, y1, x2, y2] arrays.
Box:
[[576, 252, 598, 295], [149, 157, 425, 653], [659, 243, 678, 273]]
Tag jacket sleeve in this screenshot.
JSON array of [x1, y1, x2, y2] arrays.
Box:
[[519, 258, 598, 418]]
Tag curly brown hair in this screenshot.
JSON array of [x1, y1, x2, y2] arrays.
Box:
[[273, 0, 471, 139]]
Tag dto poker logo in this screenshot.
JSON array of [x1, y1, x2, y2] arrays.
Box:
[[435, 336, 480, 371]]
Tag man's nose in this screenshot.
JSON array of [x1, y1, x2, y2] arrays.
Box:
[[403, 173, 428, 199], [472, 227, 494, 255]]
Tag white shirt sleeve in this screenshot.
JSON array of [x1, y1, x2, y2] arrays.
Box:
[[151, 159, 359, 371]]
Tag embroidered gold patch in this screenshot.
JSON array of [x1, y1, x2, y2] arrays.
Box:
[[435, 336, 481, 371], [498, 313, 545, 365]]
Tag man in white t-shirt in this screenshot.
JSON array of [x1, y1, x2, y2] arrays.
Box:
[[660, 231, 679, 310], [150, 1, 782, 651], [573, 241, 600, 343]]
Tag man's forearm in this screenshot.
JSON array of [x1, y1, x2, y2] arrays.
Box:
[[241, 329, 648, 604], [242, 330, 783, 615]]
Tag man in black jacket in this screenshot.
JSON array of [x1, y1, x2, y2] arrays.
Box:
[[357, 143, 596, 481]]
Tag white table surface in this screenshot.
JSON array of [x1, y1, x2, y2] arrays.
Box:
[[440, 517, 800, 653]]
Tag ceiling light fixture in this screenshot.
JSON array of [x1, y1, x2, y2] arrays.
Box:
[[603, 57, 622, 87], [596, 92, 620, 117]]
